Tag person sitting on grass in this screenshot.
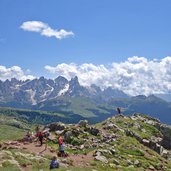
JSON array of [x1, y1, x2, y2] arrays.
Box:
[[50, 156, 59, 169]]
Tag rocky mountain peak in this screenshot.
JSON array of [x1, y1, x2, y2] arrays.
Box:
[[54, 76, 68, 84], [69, 76, 79, 86], [39, 76, 46, 81]]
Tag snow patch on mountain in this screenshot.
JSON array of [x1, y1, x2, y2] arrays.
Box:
[[25, 89, 37, 105], [58, 84, 69, 96], [40, 84, 54, 98]]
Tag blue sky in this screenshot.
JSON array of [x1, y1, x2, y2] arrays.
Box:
[[0, 0, 171, 95], [1, 1, 171, 67]]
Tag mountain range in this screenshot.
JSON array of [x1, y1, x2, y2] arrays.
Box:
[[0, 76, 128, 105], [0, 76, 171, 124]]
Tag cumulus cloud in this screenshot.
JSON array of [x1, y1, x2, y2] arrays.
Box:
[[20, 21, 74, 39], [45, 56, 171, 96], [0, 66, 35, 81]]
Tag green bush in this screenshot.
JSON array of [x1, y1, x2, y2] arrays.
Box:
[[70, 137, 84, 146]]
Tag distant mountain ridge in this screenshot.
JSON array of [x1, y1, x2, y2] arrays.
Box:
[[0, 76, 129, 106]]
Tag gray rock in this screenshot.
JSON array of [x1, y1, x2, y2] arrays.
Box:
[[113, 159, 119, 165], [95, 151, 101, 156], [149, 165, 155, 170], [80, 144, 84, 150], [64, 131, 73, 142], [89, 127, 100, 136], [158, 124, 171, 150], [127, 159, 132, 165], [55, 130, 64, 135], [161, 149, 169, 158], [78, 120, 88, 127], [133, 122, 141, 130], [110, 149, 116, 155], [95, 155, 108, 163], [142, 139, 150, 146], [134, 160, 141, 167], [47, 122, 66, 132]]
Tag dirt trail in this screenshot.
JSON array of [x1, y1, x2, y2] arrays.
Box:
[[6, 141, 95, 168], [69, 151, 94, 167]]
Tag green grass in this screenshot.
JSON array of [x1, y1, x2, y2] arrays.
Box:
[[112, 115, 162, 139], [0, 162, 20, 171], [0, 124, 25, 142]]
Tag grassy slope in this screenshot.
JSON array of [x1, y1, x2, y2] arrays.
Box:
[[37, 96, 115, 119], [1, 113, 171, 170], [0, 125, 25, 142]]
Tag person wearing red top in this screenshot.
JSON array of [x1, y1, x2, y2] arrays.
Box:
[[58, 135, 63, 145], [38, 131, 43, 146], [58, 135, 65, 156]]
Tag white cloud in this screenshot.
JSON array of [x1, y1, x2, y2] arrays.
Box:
[[20, 21, 74, 39], [45, 56, 171, 96], [0, 66, 35, 81]]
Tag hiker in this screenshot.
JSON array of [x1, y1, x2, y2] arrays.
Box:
[[59, 143, 65, 157], [58, 135, 65, 157], [38, 131, 43, 146], [34, 126, 41, 144], [35, 126, 40, 136], [58, 135, 63, 148], [50, 156, 59, 169], [117, 107, 121, 114]]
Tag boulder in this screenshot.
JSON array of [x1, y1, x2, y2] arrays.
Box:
[[64, 131, 73, 142], [159, 124, 171, 150], [78, 120, 88, 127], [125, 130, 142, 142], [89, 127, 100, 136], [47, 123, 66, 132], [161, 149, 169, 158]]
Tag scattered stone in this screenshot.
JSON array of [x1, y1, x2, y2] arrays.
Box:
[[149, 165, 155, 170], [80, 144, 84, 150], [95, 155, 108, 163], [113, 159, 119, 165], [133, 122, 141, 130], [142, 139, 150, 146], [89, 127, 100, 136], [110, 149, 116, 155], [55, 130, 64, 135], [127, 159, 132, 165], [109, 163, 115, 168], [134, 160, 141, 167]]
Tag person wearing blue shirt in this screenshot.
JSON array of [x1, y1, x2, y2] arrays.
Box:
[[50, 156, 59, 169]]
